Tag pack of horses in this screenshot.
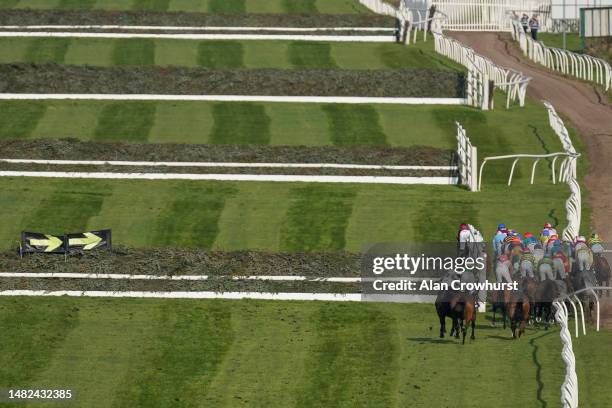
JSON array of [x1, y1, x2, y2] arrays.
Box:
[[435, 243, 610, 344]]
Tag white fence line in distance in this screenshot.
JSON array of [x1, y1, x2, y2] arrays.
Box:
[[511, 17, 612, 91]]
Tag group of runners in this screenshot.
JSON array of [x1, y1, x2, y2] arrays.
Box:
[[490, 223, 604, 284]]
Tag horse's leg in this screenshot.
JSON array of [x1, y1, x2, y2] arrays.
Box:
[[470, 317, 476, 341], [438, 312, 446, 338], [455, 318, 461, 339]]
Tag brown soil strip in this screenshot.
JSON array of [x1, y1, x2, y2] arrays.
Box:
[[0, 11, 394, 28], [449, 32, 612, 239], [0, 140, 455, 167], [0, 64, 465, 98]]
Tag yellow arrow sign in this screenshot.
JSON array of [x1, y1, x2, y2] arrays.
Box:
[[29, 235, 63, 252], [68, 232, 102, 250]]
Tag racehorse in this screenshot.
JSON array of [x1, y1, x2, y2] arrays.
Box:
[[593, 254, 610, 296], [435, 289, 460, 339], [491, 289, 512, 328], [533, 279, 559, 329], [450, 292, 477, 344], [507, 291, 530, 338], [520, 277, 537, 323]]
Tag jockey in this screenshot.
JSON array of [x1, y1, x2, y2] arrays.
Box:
[[540, 229, 551, 245], [457, 223, 472, 257], [552, 251, 569, 279], [523, 232, 537, 251], [495, 254, 513, 283], [573, 235, 588, 251], [589, 233, 605, 254], [492, 225, 507, 255], [532, 243, 545, 265], [546, 234, 560, 254], [519, 247, 536, 278], [542, 222, 558, 237], [538, 255, 555, 281]]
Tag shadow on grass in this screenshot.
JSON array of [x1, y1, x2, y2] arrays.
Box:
[[530, 331, 555, 408], [406, 337, 456, 344]]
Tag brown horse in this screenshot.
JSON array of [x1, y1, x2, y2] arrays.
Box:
[[491, 289, 510, 328], [593, 254, 611, 297], [520, 277, 537, 323], [450, 292, 477, 344], [508, 291, 530, 339]]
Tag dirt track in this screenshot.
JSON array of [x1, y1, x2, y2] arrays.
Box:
[[449, 32, 612, 239]]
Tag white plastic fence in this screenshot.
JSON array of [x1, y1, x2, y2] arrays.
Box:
[[433, 30, 530, 108], [511, 18, 612, 90], [426, 0, 552, 31], [477, 151, 578, 190], [359, 0, 404, 17], [456, 122, 479, 191], [543, 101, 581, 241], [553, 300, 579, 408]]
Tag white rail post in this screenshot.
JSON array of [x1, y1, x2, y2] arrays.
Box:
[[554, 301, 579, 408]]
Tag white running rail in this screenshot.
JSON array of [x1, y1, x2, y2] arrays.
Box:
[[359, 0, 404, 17], [456, 122, 478, 191], [433, 30, 530, 108], [543, 101, 581, 241], [477, 151, 579, 190], [553, 300, 579, 408], [511, 17, 612, 91], [426, 0, 552, 31]]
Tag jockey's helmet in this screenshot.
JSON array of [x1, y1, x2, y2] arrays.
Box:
[[459, 223, 469, 231], [498, 223, 506, 231], [544, 222, 552, 228], [524, 232, 534, 239]]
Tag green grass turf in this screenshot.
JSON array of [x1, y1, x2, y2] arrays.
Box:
[[0, 98, 566, 156], [538, 32, 583, 53], [0, 0, 370, 13], [0, 39, 463, 71], [0, 297, 610, 408], [0, 178, 577, 251]]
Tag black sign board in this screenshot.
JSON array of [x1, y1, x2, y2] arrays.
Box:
[[21, 232, 66, 254], [66, 230, 112, 252], [20, 230, 112, 254]]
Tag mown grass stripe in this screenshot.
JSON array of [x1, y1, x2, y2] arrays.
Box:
[[0, 101, 46, 139], [132, 0, 170, 11], [24, 179, 112, 233], [288, 42, 337, 69], [0, 298, 78, 387], [210, 103, 271, 145], [297, 304, 398, 407], [0, 0, 20, 9], [284, 0, 317, 13], [197, 41, 244, 69], [322, 104, 388, 147], [208, 0, 245, 13], [153, 183, 237, 248], [31, 101, 100, 140], [112, 38, 155, 66], [58, 0, 95, 9], [280, 185, 356, 252], [114, 302, 233, 405], [24, 38, 70, 63], [94, 102, 156, 142], [25, 298, 159, 407]]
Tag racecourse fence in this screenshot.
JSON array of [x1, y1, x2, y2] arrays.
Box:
[[543, 101, 581, 241], [393, 3, 532, 109], [433, 30, 530, 108], [456, 122, 479, 191], [511, 17, 612, 91]]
